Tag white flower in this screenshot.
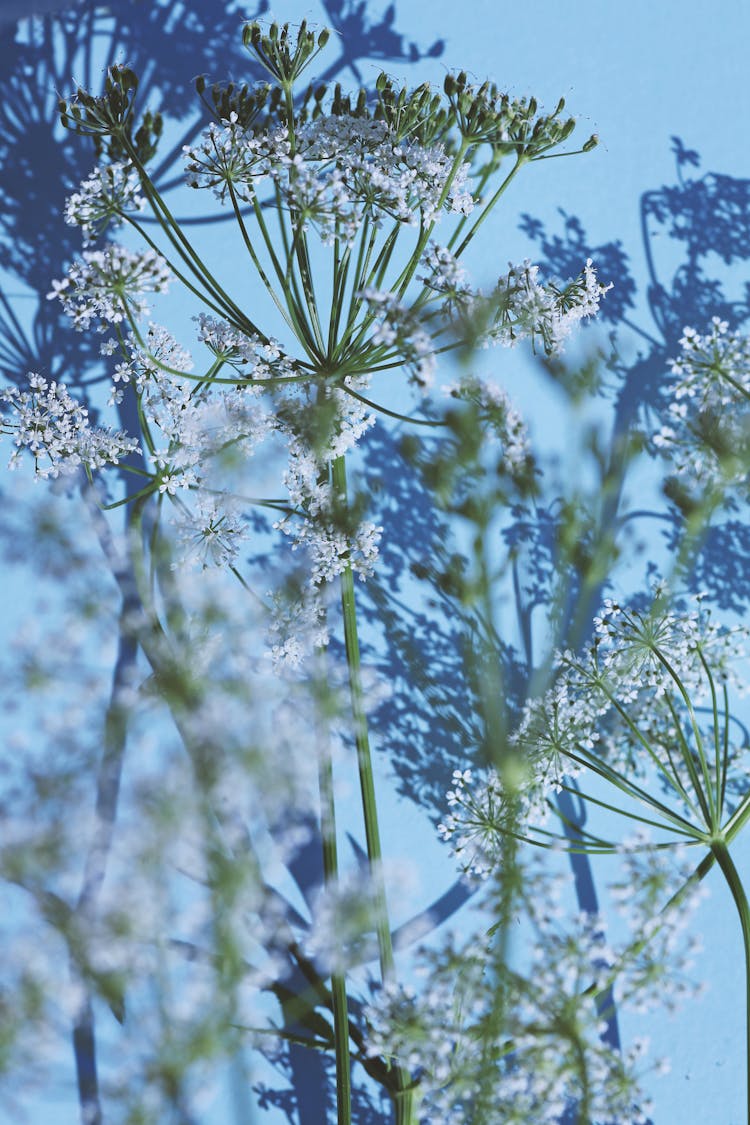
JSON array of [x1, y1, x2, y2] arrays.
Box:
[[0, 373, 138, 478], [359, 287, 436, 386], [171, 495, 249, 570], [64, 162, 146, 244], [487, 257, 611, 355], [48, 244, 171, 332], [654, 317, 750, 494]]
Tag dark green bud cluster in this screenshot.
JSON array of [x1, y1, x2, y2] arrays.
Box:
[[295, 83, 330, 127], [443, 72, 578, 161], [328, 83, 371, 120], [372, 75, 452, 147], [241, 20, 330, 86], [294, 75, 454, 149], [58, 64, 162, 163], [195, 77, 283, 131]]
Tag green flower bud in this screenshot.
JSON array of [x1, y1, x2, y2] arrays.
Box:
[[560, 117, 576, 141]]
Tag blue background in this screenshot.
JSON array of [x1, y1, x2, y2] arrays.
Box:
[[1, 0, 750, 1121]]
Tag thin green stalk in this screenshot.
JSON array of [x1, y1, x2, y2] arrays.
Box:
[[328, 237, 352, 357], [697, 648, 727, 819], [226, 181, 301, 340], [653, 645, 718, 829], [711, 839, 750, 1125], [333, 217, 377, 357], [452, 154, 527, 259], [318, 702, 352, 1125], [330, 454, 417, 1125], [597, 683, 703, 823], [331, 454, 394, 981], [125, 139, 262, 336]]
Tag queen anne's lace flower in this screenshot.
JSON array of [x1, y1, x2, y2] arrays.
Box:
[[183, 115, 291, 201], [64, 162, 146, 245], [441, 589, 748, 866], [171, 495, 250, 569], [273, 381, 381, 587], [48, 245, 171, 331], [194, 314, 299, 380], [183, 111, 474, 242], [444, 374, 531, 472], [364, 861, 690, 1124], [653, 317, 750, 494], [0, 374, 138, 478], [487, 257, 611, 354], [359, 288, 437, 386]]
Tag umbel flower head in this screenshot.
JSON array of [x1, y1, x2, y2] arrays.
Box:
[[439, 588, 748, 874], [0, 374, 138, 479], [47, 244, 171, 331], [64, 161, 146, 245], [364, 858, 696, 1124], [653, 317, 750, 498], [49, 16, 607, 675]]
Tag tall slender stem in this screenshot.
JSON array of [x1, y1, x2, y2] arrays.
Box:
[[330, 454, 417, 1124], [331, 453, 395, 983], [318, 713, 352, 1124], [711, 839, 750, 1125]]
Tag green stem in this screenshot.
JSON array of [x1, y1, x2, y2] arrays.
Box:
[[317, 693, 352, 1125], [711, 838, 750, 1125], [452, 154, 526, 259], [331, 454, 394, 981], [330, 454, 417, 1124]]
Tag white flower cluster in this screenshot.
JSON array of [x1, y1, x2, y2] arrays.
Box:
[[194, 313, 300, 380], [171, 494, 250, 570], [64, 162, 146, 245], [488, 257, 612, 355], [183, 112, 474, 244], [440, 591, 747, 866], [102, 322, 194, 404], [419, 241, 473, 311], [183, 116, 289, 201], [609, 835, 707, 1014], [274, 382, 380, 586], [144, 377, 273, 486], [48, 244, 171, 331], [359, 287, 436, 386], [0, 373, 138, 479], [653, 318, 750, 494], [586, 593, 744, 700], [267, 584, 330, 668], [364, 863, 682, 1124], [366, 252, 610, 372], [438, 767, 519, 879], [264, 378, 381, 666], [444, 373, 531, 472]]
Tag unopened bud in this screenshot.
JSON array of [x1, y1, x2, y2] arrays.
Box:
[[560, 117, 576, 141], [242, 22, 260, 47]]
